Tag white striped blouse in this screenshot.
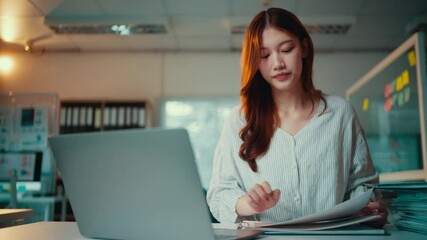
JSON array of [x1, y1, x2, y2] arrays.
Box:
[[206, 95, 379, 223]]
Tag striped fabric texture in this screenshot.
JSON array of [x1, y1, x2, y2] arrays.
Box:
[[207, 95, 378, 223]]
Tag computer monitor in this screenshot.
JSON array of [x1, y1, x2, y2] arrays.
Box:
[[346, 32, 427, 182], [0, 151, 43, 192]]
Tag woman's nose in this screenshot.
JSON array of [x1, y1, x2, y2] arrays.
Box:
[[273, 54, 285, 70]]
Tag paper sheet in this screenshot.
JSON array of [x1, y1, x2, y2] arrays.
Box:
[[263, 188, 374, 227]]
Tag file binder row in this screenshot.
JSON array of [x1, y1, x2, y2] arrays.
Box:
[[59, 101, 146, 134], [104, 102, 146, 131]]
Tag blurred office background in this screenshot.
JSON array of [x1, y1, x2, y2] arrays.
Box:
[[1, 0, 427, 223]]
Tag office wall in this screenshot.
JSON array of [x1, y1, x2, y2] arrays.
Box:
[[0, 51, 387, 125], [0, 52, 163, 101]]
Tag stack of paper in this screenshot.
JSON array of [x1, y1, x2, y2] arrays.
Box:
[[243, 189, 385, 235], [371, 182, 427, 235]]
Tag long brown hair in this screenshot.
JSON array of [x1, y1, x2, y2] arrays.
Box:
[[239, 8, 326, 172]]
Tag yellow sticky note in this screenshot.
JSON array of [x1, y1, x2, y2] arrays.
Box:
[[363, 98, 369, 111], [408, 50, 416, 67], [396, 75, 403, 92], [402, 70, 410, 87]]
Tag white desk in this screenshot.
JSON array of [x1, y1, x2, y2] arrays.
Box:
[[0, 222, 426, 240]]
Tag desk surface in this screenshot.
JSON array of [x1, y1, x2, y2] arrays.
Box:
[[0, 209, 33, 223], [0, 221, 425, 240]]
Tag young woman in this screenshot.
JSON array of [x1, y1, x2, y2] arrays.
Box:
[[207, 8, 387, 227]]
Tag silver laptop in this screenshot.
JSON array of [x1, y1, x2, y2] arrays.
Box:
[[49, 128, 262, 240]]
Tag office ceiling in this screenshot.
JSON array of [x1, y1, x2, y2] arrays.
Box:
[[0, 0, 427, 53]]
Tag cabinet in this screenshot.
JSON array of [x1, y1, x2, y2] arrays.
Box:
[[59, 100, 146, 134]]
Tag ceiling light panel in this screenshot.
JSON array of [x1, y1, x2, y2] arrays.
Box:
[[49, 24, 167, 35]]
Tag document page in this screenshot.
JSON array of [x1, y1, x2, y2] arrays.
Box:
[[241, 189, 384, 234], [261, 188, 374, 227], [242, 189, 378, 228]]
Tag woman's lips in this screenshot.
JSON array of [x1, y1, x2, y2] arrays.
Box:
[[274, 72, 290, 80]]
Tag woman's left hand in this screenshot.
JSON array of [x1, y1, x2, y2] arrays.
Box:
[[361, 200, 388, 228]]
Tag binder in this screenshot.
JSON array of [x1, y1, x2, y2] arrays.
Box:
[[125, 107, 131, 128], [103, 107, 110, 130], [117, 107, 125, 128], [132, 107, 139, 128], [87, 107, 94, 131], [94, 107, 102, 131], [60, 107, 67, 134], [79, 107, 86, 132], [138, 107, 145, 128], [109, 107, 117, 130]]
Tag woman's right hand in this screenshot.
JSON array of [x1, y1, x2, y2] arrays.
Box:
[[236, 181, 281, 216]]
